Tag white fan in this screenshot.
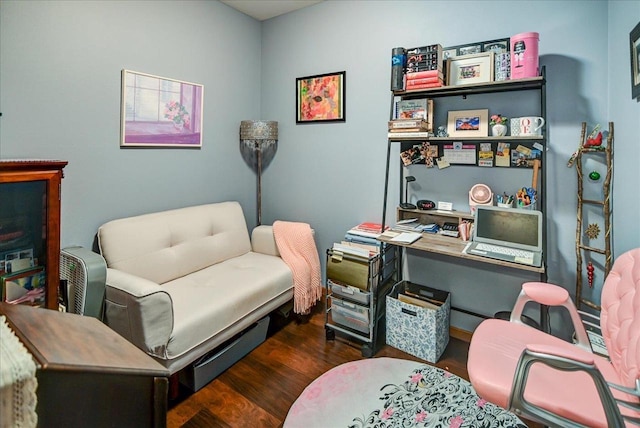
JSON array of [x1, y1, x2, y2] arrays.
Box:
[[469, 184, 493, 212]]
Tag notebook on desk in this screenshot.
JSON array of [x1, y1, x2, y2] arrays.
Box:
[[465, 205, 543, 267]]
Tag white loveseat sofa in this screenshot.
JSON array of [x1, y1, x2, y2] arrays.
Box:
[[97, 201, 294, 388]]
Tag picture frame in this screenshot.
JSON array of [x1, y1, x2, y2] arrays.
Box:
[[482, 38, 510, 54], [296, 71, 345, 124], [447, 52, 494, 86], [1, 266, 45, 303], [444, 37, 509, 58], [630, 21, 640, 100], [447, 109, 489, 137], [121, 70, 204, 148]]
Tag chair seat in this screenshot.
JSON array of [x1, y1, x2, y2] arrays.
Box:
[[468, 319, 634, 428]]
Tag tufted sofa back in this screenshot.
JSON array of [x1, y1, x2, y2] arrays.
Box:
[[600, 248, 640, 388], [98, 202, 252, 285]]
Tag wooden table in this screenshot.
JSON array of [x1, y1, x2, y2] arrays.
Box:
[[0, 303, 169, 428]]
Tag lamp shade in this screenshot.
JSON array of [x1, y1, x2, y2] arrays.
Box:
[[240, 120, 278, 141], [239, 120, 278, 171]]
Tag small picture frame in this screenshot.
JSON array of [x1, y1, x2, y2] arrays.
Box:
[[1, 266, 45, 304], [447, 52, 494, 86], [630, 21, 640, 100], [447, 109, 489, 137], [482, 38, 510, 54], [457, 44, 483, 56], [296, 71, 346, 123]]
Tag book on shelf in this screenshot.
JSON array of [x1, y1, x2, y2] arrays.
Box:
[[344, 232, 380, 246], [405, 76, 443, 86], [388, 119, 429, 129], [389, 131, 431, 139], [406, 70, 444, 80], [390, 127, 430, 133], [405, 82, 444, 90], [395, 98, 428, 120]]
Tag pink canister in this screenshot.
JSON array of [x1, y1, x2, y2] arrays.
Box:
[[511, 32, 539, 79]]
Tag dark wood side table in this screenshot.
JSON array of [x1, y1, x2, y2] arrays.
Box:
[[0, 303, 169, 428]]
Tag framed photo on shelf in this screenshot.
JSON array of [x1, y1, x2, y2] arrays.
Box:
[[447, 109, 489, 137], [630, 21, 640, 100], [482, 38, 510, 54], [447, 52, 494, 86], [1, 266, 45, 303], [296, 71, 346, 124], [121, 70, 204, 148]]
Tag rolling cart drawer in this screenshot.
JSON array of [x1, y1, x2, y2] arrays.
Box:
[[328, 279, 370, 305], [330, 296, 370, 333]]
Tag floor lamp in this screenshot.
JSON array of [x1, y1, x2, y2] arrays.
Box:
[[240, 120, 278, 225]]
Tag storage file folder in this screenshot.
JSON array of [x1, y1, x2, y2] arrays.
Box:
[[326, 251, 370, 291]]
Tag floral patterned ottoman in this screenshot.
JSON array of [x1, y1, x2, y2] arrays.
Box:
[[284, 357, 525, 428]]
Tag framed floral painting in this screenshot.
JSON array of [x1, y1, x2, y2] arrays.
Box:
[[296, 71, 346, 124], [121, 70, 204, 148]]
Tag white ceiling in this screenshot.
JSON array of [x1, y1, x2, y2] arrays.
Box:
[[220, 0, 323, 21]]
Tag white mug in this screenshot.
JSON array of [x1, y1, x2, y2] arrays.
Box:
[[518, 116, 545, 136]]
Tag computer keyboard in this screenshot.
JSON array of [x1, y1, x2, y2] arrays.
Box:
[[474, 243, 535, 261]]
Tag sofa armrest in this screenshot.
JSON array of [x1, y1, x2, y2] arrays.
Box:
[[252, 224, 316, 257], [103, 268, 174, 359], [251, 225, 281, 256]]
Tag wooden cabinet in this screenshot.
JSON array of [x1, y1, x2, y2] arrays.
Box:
[[1, 302, 169, 427], [0, 160, 67, 309]]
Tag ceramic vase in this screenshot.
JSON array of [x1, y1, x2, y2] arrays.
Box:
[[491, 123, 507, 137]]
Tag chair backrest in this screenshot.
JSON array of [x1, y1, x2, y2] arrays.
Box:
[[600, 248, 640, 388]]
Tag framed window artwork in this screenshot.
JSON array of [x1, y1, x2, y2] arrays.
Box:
[[630, 21, 640, 100], [447, 52, 494, 86], [296, 71, 346, 124], [121, 70, 204, 148], [447, 109, 489, 138]]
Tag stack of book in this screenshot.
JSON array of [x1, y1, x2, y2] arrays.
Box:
[[389, 98, 434, 138], [344, 222, 388, 247], [393, 219, 439, 234], [405, 44, 444, 90]]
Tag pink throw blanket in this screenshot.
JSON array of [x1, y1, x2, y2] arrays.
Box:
[[273, 221, 322, 314]]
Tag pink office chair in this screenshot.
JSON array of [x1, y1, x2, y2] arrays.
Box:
[[468, 248, 640, 427]]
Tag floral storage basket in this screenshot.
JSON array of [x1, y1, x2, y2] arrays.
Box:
[[386, 281, 450, 363]]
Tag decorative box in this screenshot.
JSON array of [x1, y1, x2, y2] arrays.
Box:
[[386, 281, 450, 363]]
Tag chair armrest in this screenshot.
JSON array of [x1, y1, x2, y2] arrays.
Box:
[[252, 225, 281, 256], [510, 345, 624, 427], [510, 281, 591, 351], [103, 268, 174, 359]]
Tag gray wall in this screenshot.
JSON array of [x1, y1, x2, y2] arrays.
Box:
[[1, 1, 638, 329], [259, 0, 639, 327], [0, 0, 263, 248]]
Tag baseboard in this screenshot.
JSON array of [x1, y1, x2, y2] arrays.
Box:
[[450, 326, 472, 343]]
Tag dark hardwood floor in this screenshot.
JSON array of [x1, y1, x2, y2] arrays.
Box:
[[167, 306, 540, 427]]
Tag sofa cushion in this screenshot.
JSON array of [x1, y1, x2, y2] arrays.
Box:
[[98, 202, 252, 285], [162, 251, 293, 360]]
